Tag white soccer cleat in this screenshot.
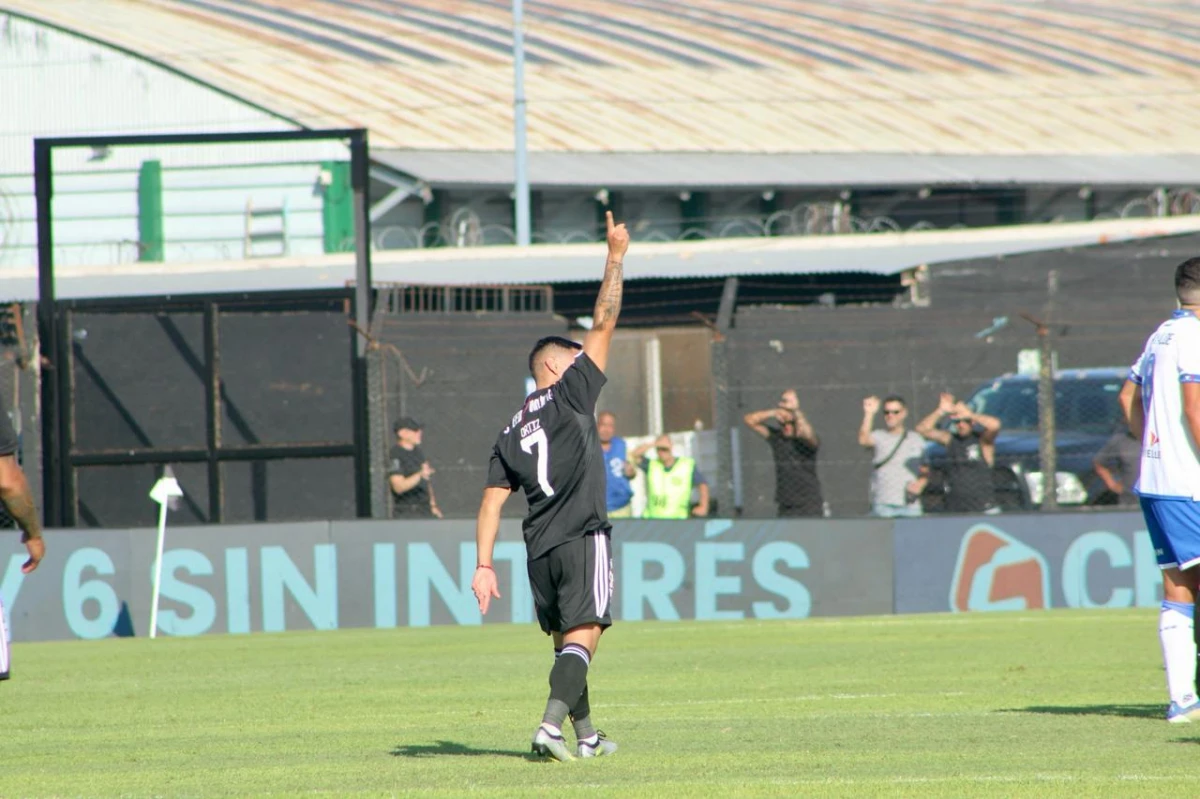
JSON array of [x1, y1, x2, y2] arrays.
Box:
[[1166, 697, 1200, 724], [577, 730, 618, 758], [531, 726, 575, 762]]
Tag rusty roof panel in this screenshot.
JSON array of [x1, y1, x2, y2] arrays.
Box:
[[5, 0, 1200, 156]]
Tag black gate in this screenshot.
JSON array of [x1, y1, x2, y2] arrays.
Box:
[[48, 290, 366, 527]]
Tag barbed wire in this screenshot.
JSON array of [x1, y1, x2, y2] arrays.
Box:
[[370, 192, 1200, 251], [367, 203, 964, 250]]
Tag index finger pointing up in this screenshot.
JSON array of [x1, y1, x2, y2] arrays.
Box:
[[606, 210, 614, 233]]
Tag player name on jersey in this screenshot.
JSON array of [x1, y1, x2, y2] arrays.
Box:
[[1130, 310, 1200, 500], [488, 355, 609, 559]]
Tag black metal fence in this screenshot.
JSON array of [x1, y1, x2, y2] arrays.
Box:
[[42, 290, 363, 528], [366, 285, 563, 521]]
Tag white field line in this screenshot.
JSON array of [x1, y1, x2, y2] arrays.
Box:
[[738, 774, 1187, 786], [428, 692, 975, 719], [620, 613, 1147, 634], [598, 691, 967, 709], [337, 773, 1191, 796]]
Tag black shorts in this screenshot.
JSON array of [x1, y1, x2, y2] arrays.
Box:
[[527, 530, 613, 635]]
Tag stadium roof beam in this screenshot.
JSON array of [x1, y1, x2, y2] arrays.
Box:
[[373, 150, 1200, 190], [6, 214, 1200, 301], [368, 164, 431, 223]]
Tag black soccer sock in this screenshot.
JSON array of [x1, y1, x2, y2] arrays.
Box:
[[555, 647, 597, 738], [542, 643, 590, 730], [570, 683, 596, 741]]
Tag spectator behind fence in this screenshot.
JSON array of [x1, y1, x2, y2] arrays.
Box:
[[915, 393, 1002, 514], [388, 417, 442, 518], [597, 411, 636, 518], [858, 395, 926, 517], [630, 435, 709, 519], [743, 389, 824, 517], [1093, 425, 1141, 507]]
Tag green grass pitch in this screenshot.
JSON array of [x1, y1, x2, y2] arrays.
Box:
[[2, 609, 1195, 797]]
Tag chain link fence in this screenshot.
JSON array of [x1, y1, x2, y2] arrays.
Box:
[[356, 234, 1191, 522], [366, 285, 562, 521], [721, 306, 1133, 519], [716, 239, 1187, 519]]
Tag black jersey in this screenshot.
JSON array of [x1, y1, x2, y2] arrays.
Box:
[[944, 429, 995, 512], [766, 429, 823, 515], [388, 444, 431, 517], [487, 351, 609, 559]]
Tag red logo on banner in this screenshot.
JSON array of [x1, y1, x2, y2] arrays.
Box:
[[950, 524, 1050, 612], [1150, 431, 1159, 447]]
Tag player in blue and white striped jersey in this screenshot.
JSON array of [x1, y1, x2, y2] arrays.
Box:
[[1120, 256, 1200, 723]]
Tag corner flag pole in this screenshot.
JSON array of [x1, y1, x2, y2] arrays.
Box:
[[148, 467, 183, 639]]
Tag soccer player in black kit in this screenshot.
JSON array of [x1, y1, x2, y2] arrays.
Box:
[[472, 211, 628, 762]]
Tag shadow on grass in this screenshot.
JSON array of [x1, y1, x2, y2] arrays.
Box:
[[391, 741, 535, 760], [1001, 704, 1162, 720]]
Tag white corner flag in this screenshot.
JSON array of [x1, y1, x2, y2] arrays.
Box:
[[148, 466, 184, 639]]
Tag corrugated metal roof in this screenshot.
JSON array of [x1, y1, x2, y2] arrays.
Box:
[[4, 0, 1200, 158], [6, 215, 1200, 301], [374, 150, 1200, 189]]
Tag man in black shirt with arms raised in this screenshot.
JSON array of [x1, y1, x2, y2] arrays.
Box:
[[472, 211, 628, 762], [915, 392, 1002, 513], [743, 388, 824, 517]]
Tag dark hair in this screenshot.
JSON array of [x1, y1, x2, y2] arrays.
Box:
[[1176, 257, 1200, 304], [392, 416, 422, 434], [528, 335, 582, 376], [883, 395, 906, 408]]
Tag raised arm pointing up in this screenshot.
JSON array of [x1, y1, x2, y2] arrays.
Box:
[[582, 211, 629, 373]]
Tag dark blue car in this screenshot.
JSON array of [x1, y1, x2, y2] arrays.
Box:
[[921, 367, 1128, 512]]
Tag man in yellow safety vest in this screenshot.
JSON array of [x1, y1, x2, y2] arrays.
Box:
[[630, 435, 710, 519]]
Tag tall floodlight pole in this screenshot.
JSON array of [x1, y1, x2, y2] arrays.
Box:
[[513, 0, 531, 246]]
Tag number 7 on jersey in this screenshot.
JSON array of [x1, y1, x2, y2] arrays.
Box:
[[520, 428, 555, 496]]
